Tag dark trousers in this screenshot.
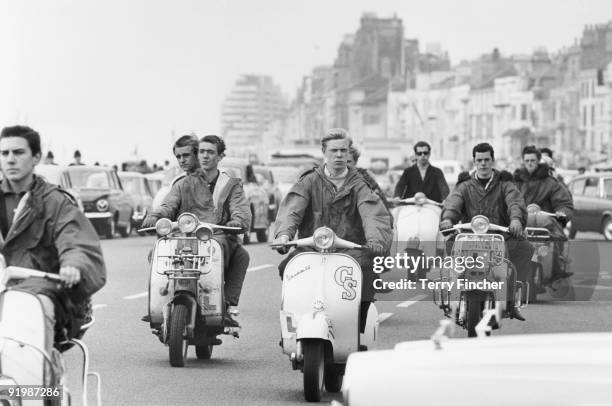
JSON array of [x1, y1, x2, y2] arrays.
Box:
[[278, 247, 377, 333], [215, 235, 249, 306]]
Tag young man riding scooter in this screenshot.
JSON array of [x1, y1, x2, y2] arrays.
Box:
[[394, 141, 450, 203], [141, 135, 251, 328], [440, 142, 534, 321], [273, 128, 393, 337], [0, 125, 107, 350], [513, 145, 574, 281]]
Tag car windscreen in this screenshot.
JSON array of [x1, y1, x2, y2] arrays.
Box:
[[70, 170, 111, 189], [120, 176, 145, 195], [35, 167, 63, 185]]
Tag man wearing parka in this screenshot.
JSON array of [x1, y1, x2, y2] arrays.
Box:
[[440, 143, 533, 321], [273, 128, 393, 334], [514, 145, 574, 279], [141, 135, 251, 326], [0, 125, 106, 349]]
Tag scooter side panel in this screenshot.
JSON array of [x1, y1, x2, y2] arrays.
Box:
[[0, 290, 46, 391], [392, 205, 442, 259], [281, 252, 362, 363]]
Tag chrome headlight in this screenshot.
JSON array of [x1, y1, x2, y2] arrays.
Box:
[[195, 225, 213, 241], [414, 192, 426, 205], [96, 199, 109, 212], [527, 204, 541, 215], [313, 227, 334, 250], [155, 218, 173, 236], [177, 212, 198, 233], [470, 215, 490, 234]]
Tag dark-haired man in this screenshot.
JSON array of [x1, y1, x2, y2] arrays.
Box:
[[173, 134, 200, 175], [0, 125, 106, 349], [440, 142, 533, 321], [141, 135, 251, 327], [394, 141, 449, 203], [514, 145, 573, 280]]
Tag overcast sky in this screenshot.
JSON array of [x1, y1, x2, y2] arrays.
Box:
[[1, 0, 611, 164]]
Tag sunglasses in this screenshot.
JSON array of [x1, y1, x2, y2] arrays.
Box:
[[415, 151, 430, 156]]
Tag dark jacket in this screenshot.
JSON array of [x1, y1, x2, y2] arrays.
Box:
[[394, 164, 449, 203], [274, 166, 392, 249], [513, 164, 574, 220], [441, 169, 527, 227]]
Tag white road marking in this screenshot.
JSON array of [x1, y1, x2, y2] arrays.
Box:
[[574, 284, 612, 291], [123, 291, 148, 300], [378, 313, 394, 323], [92, 304, 107, 309], [397, 294, 428, 308], [247, 264, 274, 272]]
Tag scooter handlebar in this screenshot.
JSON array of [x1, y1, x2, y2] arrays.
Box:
[[0, 266, 63, 287]]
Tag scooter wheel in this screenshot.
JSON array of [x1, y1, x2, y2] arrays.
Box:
[[195, 344, 213, 360], [168, 304, 189, 367], [302, 340, 325, 402]]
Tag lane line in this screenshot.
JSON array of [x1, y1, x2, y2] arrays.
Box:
[[397, 294, 428, 308], [378, 313, 394, 323], [247, 264, 274, 272], [92, 304, 107, 309], [123, 291, 148, 300]]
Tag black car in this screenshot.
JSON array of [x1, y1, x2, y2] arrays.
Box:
[[566, 173, 612, 240], [66, 166, 135, 238]]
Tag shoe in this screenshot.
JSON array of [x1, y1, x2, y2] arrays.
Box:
[[210, 337, 222, 345], [508, 306, 526, 321], [228, 306, 240, 316], [358, 344, 368, 352], [223, 314, 241, 328], [141, 315, 151, 322]]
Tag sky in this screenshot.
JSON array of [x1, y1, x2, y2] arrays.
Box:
[[1, 0, 612, 165]]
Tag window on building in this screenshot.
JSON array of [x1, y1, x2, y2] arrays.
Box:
[[520, 104, 528, 120], [511, 105, 517, 120], [592, 105, 596, 126], [583, 106, 588, 127]]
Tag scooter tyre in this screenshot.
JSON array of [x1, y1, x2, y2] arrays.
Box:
[[195, 344, 213, 360], [169, 304, 189, 367], [528, 262, 539, 303], [324, 364, 343, 393], [302, 340, 325, 402], [465, 290, 487, 338]]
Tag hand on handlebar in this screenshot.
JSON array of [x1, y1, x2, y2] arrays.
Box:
[[508, 219, 523, 238], [272, 234, 291, 255], [59, 266, 81, 288], [141, 216, 158, 229], [365, 241, 385, 256], [439, 219, 453, 231]]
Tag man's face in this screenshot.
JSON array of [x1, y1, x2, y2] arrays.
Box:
[[415, 146, 430, 166], [473, 151, 494, 178], [323, 138, 349, 173], [198, 141, 223, 171], [542, 152, 551, 159], [523, 153, 539, 174], [0, 137, 40, 183], [174, 145, 198, 172]]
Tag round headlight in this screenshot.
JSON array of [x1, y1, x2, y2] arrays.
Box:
[[155, 218, 173, 236], [96, 199, 109, 212], [470, 215, 490, 234], [527, 204, 541, 215], [414, 192, 426, 205], [313, 227, 334, 250], [537, 245, 549, 257], [177, 212, 198, 233], [195, 225, 213, 241]]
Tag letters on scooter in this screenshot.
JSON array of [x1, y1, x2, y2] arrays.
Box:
[[334, 266, 357, 300]]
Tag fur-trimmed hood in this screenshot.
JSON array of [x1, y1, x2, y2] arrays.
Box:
[[513, 163, 552, 182]]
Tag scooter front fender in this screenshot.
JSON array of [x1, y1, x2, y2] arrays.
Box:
[[296, 312, 334, 343], [171, 294, 198, 336]]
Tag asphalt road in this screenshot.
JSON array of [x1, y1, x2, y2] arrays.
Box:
[[63, 230, 612, 406]]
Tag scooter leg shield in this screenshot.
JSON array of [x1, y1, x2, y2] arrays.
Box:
[[296, 313, 333, 342]]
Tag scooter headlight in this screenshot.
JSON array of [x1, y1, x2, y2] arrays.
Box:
[[313, 227, 334, 250], [155, 218, 173, 236], [177, 212, 198, 233], [527, 204, 541, 215], [195, 225, 213, 241], [537, 245, 549, 257], [414, 192, 427, 205], [470, 215, 490, 234]]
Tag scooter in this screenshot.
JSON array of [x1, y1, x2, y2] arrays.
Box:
[[433, 216, 526, 337], [388, 192, 443, 280], [525, 204, 573, 301], [139, 212, 242, 367], [0, 255, 101, 406], [271, 227, 378, 402]]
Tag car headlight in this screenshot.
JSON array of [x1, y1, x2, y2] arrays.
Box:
[[470, 215, 490, 234], [527, 204, 541, 215], [177, 212, 198, 233], [155, 218, 173, 236], [537, 245, 549, 257], [313, 227, 334, 250], [195, 225, 213, 241], [96, 199, 109, 212], [414, 192, 426, 205]]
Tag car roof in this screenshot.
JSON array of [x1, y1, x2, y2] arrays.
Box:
[[570, 173, 612, 181], [66, 165, 114, 172], [118, 171, 145, 178]]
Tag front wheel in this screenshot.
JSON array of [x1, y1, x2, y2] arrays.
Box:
[[324, 364, 343, 393], [119, 218, 132, 238], [302, 340, 325, 402], [195, 344, 213, 360], [602, 217, 612, 240], [256, 228, 268, 243], [528, 262, 539, 303], [465, 291, 487, 338], [565, 220, 577, 239], [168, 304, 189, 367], [104, 217, 116, 239]]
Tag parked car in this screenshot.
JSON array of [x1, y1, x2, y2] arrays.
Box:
[[34, 164, 85, 212], [118, 171, 154, 232], [66, 165, 134, 239], [269, 166, 301, 200], [253, 165, 283, 222], [566, 173, 612, 239], [151, 165, 184, 212], [144, 172, 164, 197]]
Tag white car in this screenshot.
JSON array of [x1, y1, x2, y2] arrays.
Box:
[[336, 325, 612, 406], [34, 164, 85, 212]]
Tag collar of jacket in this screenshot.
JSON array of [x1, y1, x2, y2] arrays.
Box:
[[1, 175, 48, 246], [460, 169, 513, 189], [314, 165, 361, 197], [513, 163, 552, 182]]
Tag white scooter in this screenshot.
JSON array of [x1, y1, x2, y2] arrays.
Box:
[[271, 227, 378, 403], [389, 192, 444, 280], [0, 255, 101, 406]]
